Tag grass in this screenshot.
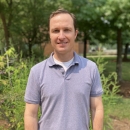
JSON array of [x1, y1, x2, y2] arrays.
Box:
[[88, 54, 130, 129], [0, 52, 130, 130], [122, 62, 130, 81], [88, 55, 130, 81], [103, 97, 130, 130], [104, 57, 130, 81], [109, 98, 130, 120]]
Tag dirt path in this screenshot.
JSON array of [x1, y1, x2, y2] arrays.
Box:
[[111, 81, 130, 130], [0, 120, 9, 129], [111, 117, 130, 130]]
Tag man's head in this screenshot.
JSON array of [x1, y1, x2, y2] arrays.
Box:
[[49, 9, 78, 60], [49, 9, 77, 31]]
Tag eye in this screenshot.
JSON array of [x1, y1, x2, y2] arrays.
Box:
[[52, 29, 59, 33], [64, 28, 70, 32]]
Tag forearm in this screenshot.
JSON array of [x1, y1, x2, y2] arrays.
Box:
[[91, 108, 104, 130], [24, 114, 38, 130]]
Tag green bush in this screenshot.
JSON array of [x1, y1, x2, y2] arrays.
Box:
[[91, 55, 120, 130], [0, 48, 120, 130], [0, 47, 36, 130]]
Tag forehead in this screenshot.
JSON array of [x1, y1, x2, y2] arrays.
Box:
[[50, 13, 74, 28]]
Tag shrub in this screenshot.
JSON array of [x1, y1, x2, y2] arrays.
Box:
[[91, 55, 120, 130], [0, 47, 36, 130], [0, 49, 120, 130]]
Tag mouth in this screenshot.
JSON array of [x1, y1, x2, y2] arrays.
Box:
[[57, 42, 67, 44]]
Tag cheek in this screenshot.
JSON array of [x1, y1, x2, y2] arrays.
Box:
[[50, 37, 55, 43], [50, 38, 57, 46], [50, 35, 57, 41]]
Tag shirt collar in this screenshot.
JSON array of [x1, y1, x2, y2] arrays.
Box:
[[48, 52, 79, 67]]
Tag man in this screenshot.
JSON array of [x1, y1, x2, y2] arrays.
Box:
[[24, 9, 104, 130]]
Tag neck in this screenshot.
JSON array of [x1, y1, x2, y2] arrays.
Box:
[[53, 51, 74, 62]]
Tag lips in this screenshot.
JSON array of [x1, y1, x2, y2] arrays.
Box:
[[57, 42, 67, 44]]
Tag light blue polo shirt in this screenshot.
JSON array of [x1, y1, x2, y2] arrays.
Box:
[[24, 52, 103, 130]]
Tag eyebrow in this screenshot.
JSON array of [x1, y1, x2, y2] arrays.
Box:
[[51, 27, 72, 30], [50, 28, 59, 32]]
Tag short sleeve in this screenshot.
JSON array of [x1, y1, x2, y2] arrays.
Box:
[[90, 65, 103, 97], [24, 68, 41, 104]]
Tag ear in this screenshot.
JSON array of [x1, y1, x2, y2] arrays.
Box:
[[75, 30, 78, 39]]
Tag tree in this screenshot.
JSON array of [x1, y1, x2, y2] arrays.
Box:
[[0, 0, 74, 57], [71, 0, 106, 57], [11, 0, 50, 57], [99, 0, 130, 82], [0, 0, 13, 49], [122, 30, 130, 61], [70, 0, 130, 82], [11, 0, 73, 58]]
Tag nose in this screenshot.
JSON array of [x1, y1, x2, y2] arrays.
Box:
[[58, 31, 65, 40]]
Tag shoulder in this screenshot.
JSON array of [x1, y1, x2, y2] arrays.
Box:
[[76, 54, 97, 68], [31, 59, 46, 71], [30, 59, 48, 77], [27, 59, 49, 84], [32, 59, 47, 70], [74, 54, 100, 78]]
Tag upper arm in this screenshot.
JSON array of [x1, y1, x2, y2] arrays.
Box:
[[90, 96, 103, 110], [24, 103, 39, 118]]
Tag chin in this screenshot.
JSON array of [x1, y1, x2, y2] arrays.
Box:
[[54, 49, 66, 54]]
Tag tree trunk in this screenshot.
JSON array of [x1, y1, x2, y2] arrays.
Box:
[[123, 43, 129, 61], [83, 32, 87, 58], [28, 43, 32, 58], [116, 29, 122, 82], [0, 0, 13, 50], [0, 13, 10, 49]]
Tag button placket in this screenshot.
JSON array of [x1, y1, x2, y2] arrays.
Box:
[[60, 67, 65, 77]]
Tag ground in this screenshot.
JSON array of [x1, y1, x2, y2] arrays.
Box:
[[0, 120, 9, 130], [111, 81, 130, 130], [0, 81, 130, 130], [119, 81, 130, 98], [111, 116, 130, 130]]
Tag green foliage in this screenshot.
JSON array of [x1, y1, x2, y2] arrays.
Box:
[[102, 56, 130, 81], [100, 0, 130, 29], [0, 48, 120, 130], [110, 98, 130, 120], [0, 47, 36, 130], [91, 55, 120, 130]]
